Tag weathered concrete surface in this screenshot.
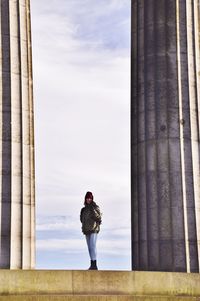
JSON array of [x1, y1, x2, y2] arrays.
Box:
[[131, 0, 200, 272], [0, 296, 200, 301], [0, 0, 35, 269], [0, 270, 200, 298]]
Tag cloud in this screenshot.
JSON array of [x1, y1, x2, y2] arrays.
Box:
[[36, 215, 78, 231], [31, 0, 131, 53], [37, 237, 130, 256], [37, 238, 84, 252], [36, 214, 131, 236], [36, 214, 131, 257]]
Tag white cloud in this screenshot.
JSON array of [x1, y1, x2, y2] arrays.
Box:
[[37, 238, 84, 251], [36, 214, 74, 231], [36, 212, 131, 234], [37, 237, 131, 256]]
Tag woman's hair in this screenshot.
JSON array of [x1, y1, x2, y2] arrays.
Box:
[[84, 191, 93, 205]]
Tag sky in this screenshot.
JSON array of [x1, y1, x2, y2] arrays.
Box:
[[31, 0, 131, 270]]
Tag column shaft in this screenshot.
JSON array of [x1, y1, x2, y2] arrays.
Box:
[[131, 0, 200, 272], [0, 0, 35, 269]]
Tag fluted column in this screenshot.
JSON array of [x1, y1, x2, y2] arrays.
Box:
[[0, 0, 35, 269], [131, 0, 200, 272]]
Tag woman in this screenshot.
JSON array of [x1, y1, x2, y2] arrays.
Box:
[[80, 191, 102, 270]]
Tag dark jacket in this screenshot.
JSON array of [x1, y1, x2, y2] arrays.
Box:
[[80, 201, 102, 235]]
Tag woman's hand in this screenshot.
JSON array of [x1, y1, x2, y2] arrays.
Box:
[[92, 206, 102, 224]]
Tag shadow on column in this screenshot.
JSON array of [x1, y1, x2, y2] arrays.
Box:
[[0, 0, 11, 269]]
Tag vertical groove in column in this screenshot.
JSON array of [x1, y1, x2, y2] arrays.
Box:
[[131, 0, 139, 270], [143, 0, 149, 271], [0, 0, 2, 267], [27, 0, 35, 269], [167, 0, 186, 272], [137, 0, 148, 270], [10, 0, 23, 269], [144, 0, 159, 271], [193, 0, 200, 268], [186, 0, 200, 272], [193, 0, 200, 127], [182, 0, 198, 272], [176, 0, 190, 272], [194, 1, 200, 140], [0, 0, 12, 269], [154, 0, 173, 271], [165, 1, 176, 272], [19, 0, 31, 269], [154, 0, 161, 271]]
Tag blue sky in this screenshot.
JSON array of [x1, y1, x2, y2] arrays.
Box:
[[31, 0, 131, 270]]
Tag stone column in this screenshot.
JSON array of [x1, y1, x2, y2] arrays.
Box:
[[131, 0, 200, 272], [0, 0, 35, 269]]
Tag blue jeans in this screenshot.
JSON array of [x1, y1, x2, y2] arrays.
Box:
[[85, 233, 98, 260]]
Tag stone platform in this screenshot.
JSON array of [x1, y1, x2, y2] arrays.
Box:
[[0, 270, 200, 300]]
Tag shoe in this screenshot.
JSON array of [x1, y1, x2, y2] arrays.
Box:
[[88, 260, 98, 270], [92, 260, 98, 270]]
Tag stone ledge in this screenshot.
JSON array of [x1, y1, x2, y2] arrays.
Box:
[[0, 270, 199, 297], [0, 295, 199, 301]]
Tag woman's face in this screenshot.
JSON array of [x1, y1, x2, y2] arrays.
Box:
[[86, 197, 92, 204]]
